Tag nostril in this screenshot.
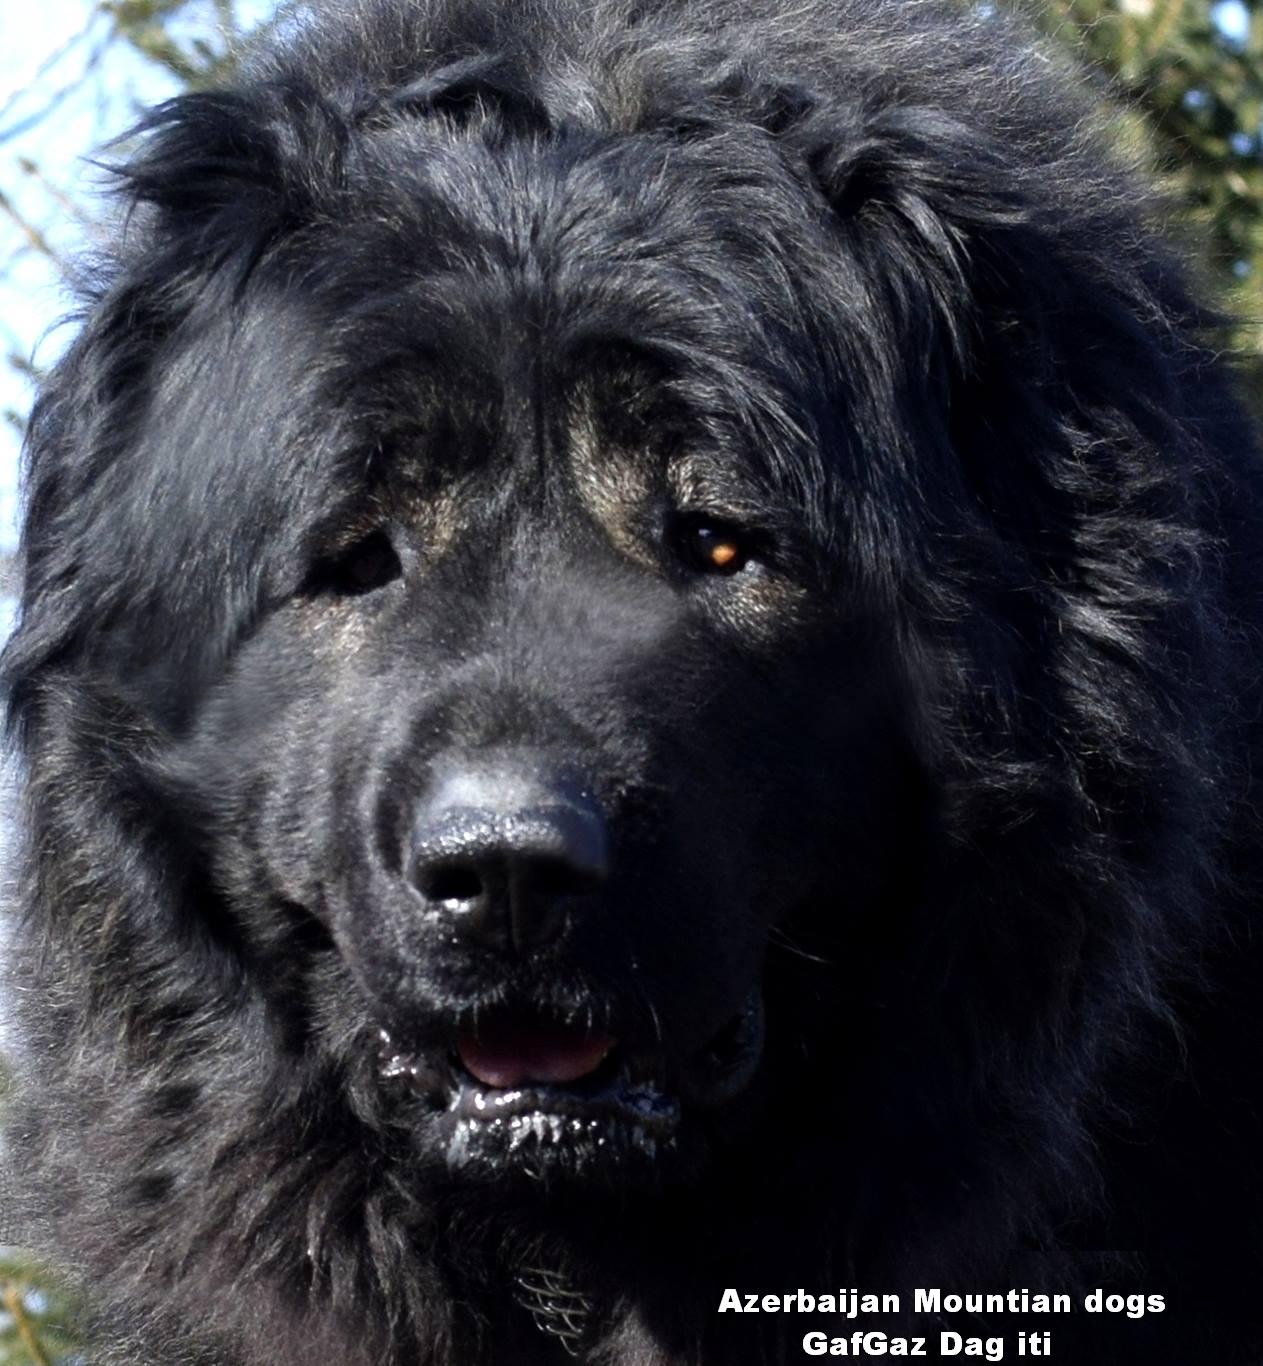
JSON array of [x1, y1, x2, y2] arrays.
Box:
[[419, 862, 484, 904]]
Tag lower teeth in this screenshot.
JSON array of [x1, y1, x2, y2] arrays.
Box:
[[445, 1112, 665, 1166]]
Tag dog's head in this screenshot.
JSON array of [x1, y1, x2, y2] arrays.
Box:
[[8, 1, 1220, 1223]]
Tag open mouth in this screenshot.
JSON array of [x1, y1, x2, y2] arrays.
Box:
[[377, 994, 764, 1175]]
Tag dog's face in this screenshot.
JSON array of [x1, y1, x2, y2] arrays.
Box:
[[150, 119, 918, 1189]]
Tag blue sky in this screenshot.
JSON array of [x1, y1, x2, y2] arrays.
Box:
[[1213, 0, 1251, 40]]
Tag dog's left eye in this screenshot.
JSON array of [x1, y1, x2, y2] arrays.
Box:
[[307, 529, 402, 597], [677, 516, 755, 576]]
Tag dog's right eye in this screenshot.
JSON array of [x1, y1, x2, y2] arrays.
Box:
[[675, 514, 757, 577], [308, 529, 402, 597]]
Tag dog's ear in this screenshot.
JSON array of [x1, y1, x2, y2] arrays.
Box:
[[771, 87, 1221, 452], [116, 53, 548, 249], [114, 82, 347, 267], [783, 100, 1044, 373], [788, 102, 1029, 234], [7, 84, 354, 725]]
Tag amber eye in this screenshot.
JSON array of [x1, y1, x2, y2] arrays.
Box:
[[310, 529, 402, 597], [678, 516, 753, 576]]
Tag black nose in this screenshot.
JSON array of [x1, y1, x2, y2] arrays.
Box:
[[408, 767, 609, 954]]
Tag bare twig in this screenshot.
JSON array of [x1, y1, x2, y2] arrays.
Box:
[[2, 1282, 53, 1366], [0, 190, 55, 261]]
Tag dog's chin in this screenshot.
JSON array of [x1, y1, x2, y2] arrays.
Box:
[[377, 992, 765, 1186]]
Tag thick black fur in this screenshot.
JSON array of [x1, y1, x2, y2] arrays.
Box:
[[4, 1, 1263, 1363]]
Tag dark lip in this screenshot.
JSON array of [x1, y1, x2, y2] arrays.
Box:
[[378, 1028, 683, 1172], [374, 999, 764, 1180]]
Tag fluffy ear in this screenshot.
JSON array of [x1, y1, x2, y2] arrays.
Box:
[[5, 84, 351, 730], [110, 46, 558, 267], [774, 89, 1235, 533], [113, 82, 350, 266], [791, 104, 1028, 353]]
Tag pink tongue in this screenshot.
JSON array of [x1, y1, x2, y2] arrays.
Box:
[[457, 1015, 614, 1089]]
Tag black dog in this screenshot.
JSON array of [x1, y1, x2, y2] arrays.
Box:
[[4, 1, 1262, 1362]]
